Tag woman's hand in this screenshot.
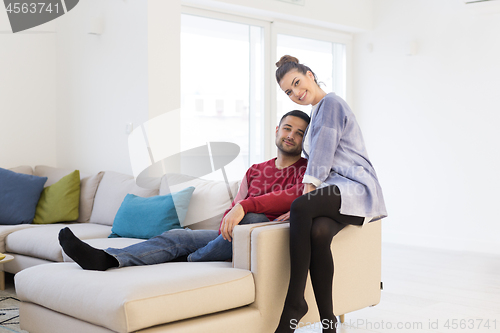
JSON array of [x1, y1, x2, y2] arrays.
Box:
[[303, 183, 316, 195], [275, 211, 290, 221], [220, 203, 245, 242]]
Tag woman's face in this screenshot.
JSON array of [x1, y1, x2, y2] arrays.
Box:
[[279, 70, 321, 106]]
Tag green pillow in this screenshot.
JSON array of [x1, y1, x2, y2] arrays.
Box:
[[33, 170, 81, 224]]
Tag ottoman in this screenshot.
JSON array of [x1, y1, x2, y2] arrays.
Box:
[[15, 261, 255, 333]]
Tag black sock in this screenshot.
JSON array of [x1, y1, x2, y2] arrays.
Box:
[[58, 227, 118, 271]]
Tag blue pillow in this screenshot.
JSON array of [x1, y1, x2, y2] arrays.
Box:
[[0, 167, 48, 225], [110, 186, 195, 239]]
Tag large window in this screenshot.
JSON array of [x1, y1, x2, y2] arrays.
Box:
[[181, 14, 264, 172], [180, 8, 350, 176]]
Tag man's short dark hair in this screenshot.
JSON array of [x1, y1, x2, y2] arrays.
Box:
[[279, 110, 311, 126]]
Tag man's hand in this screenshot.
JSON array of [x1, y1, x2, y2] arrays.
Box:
[[275, 211, 290, 221], [221, 203, 245, 242]]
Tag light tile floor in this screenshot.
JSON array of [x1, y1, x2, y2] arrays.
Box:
[[296, 243, 500, 333]]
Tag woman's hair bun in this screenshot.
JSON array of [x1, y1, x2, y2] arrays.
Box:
[[275, 54, 317, 85], [276, 55, 299, 68]]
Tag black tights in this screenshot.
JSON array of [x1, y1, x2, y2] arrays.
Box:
[[275, 185, 363, 333]]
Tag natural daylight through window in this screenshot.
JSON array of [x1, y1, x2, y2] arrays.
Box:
[[181, 14, 264, 170]]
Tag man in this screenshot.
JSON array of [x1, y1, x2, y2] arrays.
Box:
[[59, 110, 310, 271]]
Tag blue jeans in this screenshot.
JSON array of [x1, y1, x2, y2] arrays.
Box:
[[105, 213, 269, 267]]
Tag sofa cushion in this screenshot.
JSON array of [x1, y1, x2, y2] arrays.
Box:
[[16, 261, 255, 333], [34, 165, 104, 223], [160, 174, 239, 230], [90, 171, 159, 226], [0, 168, 47, 225], [6, 223, 112, 262], [0, 225, 38, 253], [33, 170, 81, 224], [8, 165, 33, 175], [110, 186, 194, 239]]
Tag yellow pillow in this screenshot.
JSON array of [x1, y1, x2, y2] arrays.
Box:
[[33, 170, 81, 224]]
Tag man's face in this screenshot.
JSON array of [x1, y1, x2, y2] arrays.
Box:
[[275, 115, 308, 156]]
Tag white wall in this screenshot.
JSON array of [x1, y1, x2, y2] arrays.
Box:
[[0, 15, 57, 168], [55, 0, 149, 175], [353, 0, 500, 254], [1, 0, 180, 175]]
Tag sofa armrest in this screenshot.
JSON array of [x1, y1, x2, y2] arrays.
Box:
[[241, 223, 292, 331], [232, 221, 285, 270], [332, 220, 382, 315]]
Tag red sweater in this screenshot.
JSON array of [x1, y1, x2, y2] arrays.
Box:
[[220, 157, 307, 228]]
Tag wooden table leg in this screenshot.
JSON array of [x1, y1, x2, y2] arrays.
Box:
[[339, 314, 345, 323]]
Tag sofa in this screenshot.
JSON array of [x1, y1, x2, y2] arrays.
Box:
[[1, 165, 382, 333]]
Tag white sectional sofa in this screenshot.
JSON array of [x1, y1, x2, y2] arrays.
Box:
[[1, 165, 382, 333]]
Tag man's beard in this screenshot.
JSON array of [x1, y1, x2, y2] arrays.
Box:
[[276, 139, 301, 157]]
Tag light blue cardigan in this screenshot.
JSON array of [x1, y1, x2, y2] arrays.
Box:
[[302, 93, 387, 222]]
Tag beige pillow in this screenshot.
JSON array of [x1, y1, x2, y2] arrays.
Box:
[[78, 172, 105, 222], [160, 174, 239, 230], [9, 166, 33, 175], [34, 166, 104, 222], [90, 171, 159, 226]]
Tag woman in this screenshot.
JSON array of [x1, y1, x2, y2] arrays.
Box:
[[273, 55, 387, 333]]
